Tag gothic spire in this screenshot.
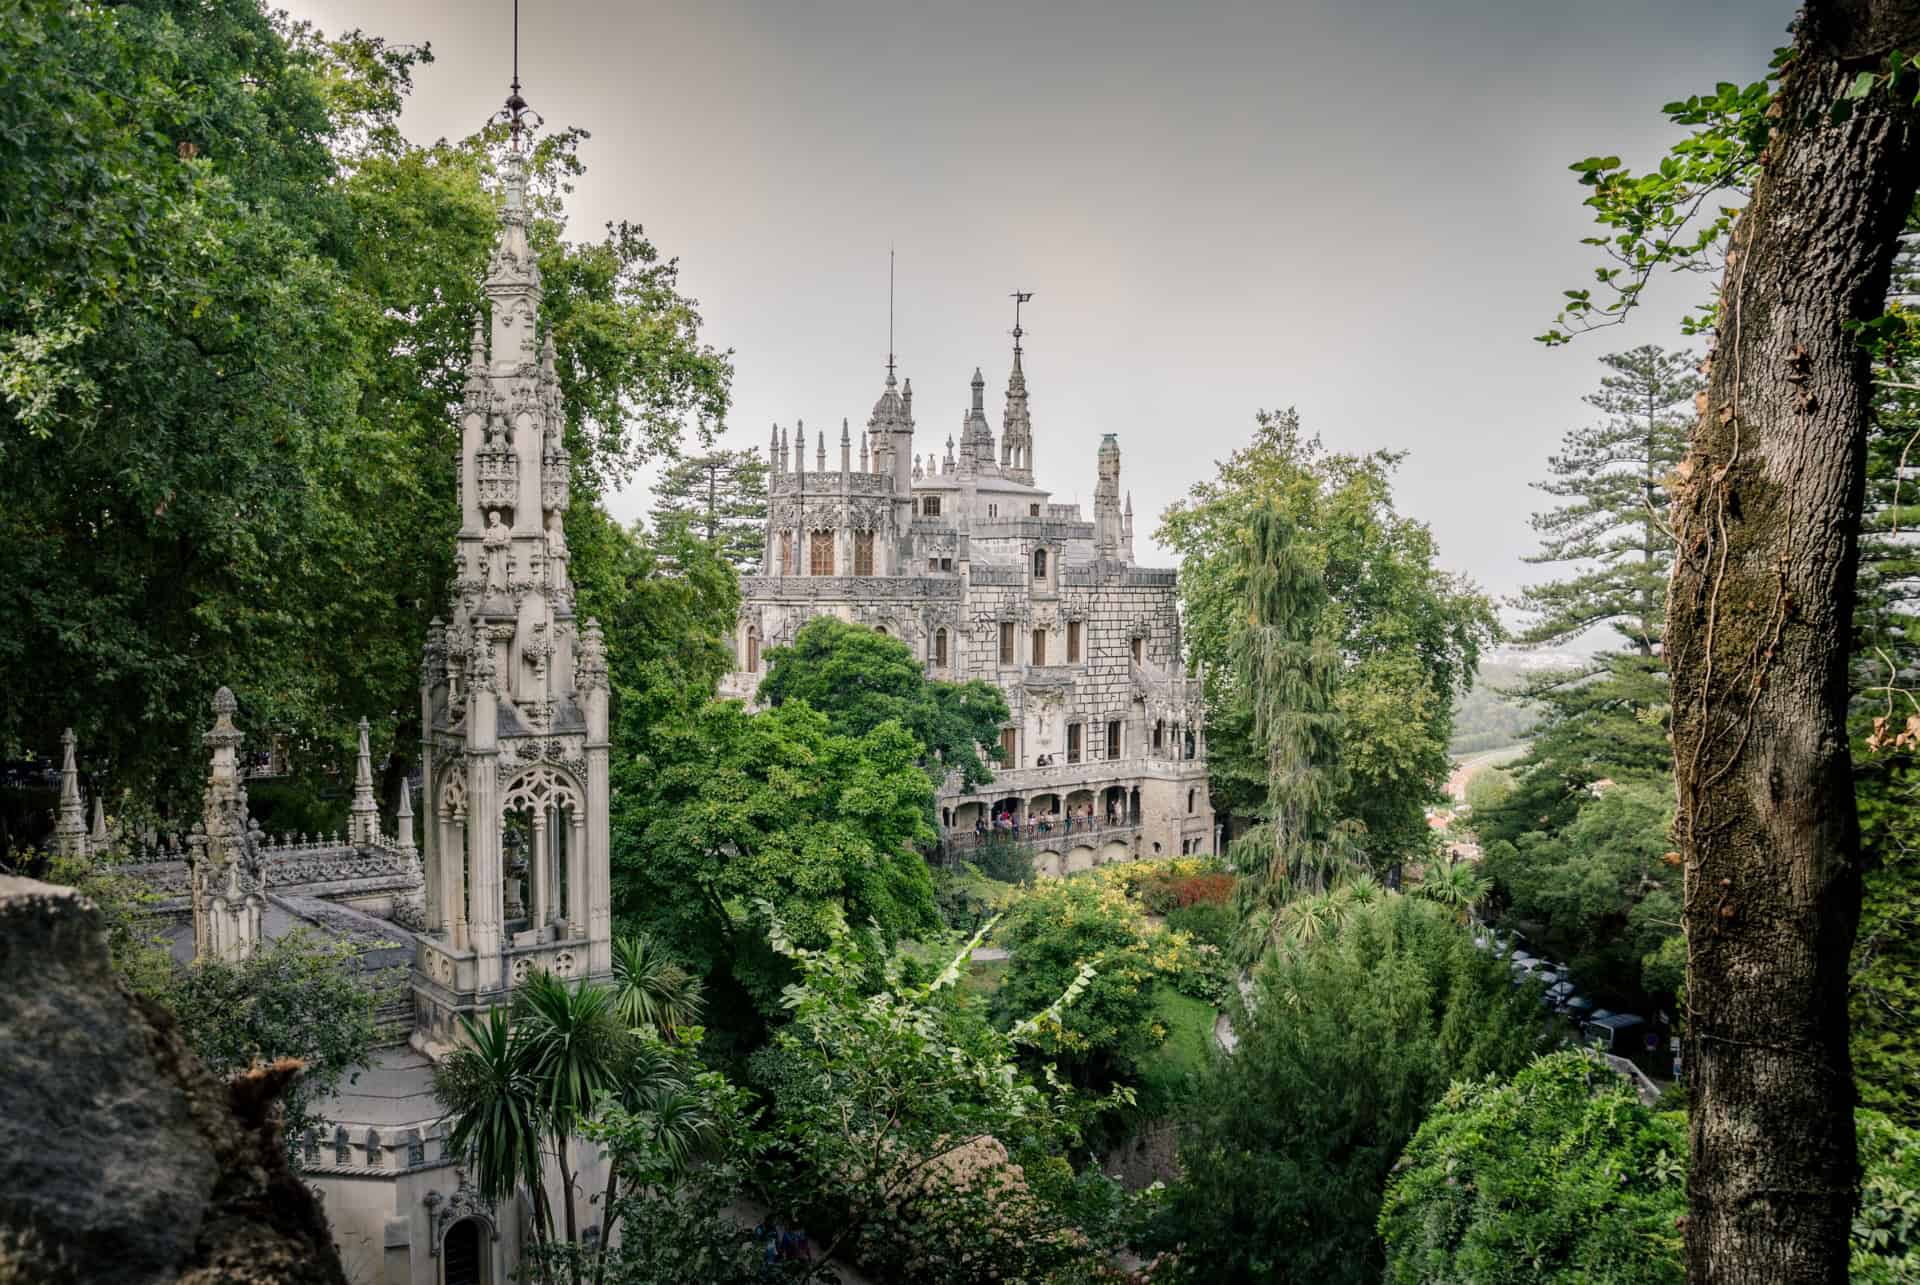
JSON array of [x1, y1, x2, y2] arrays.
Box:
[[54, 728, 86, 858], [349, 717, 378, 847]]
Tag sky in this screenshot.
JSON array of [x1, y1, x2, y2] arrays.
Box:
[[286, 0, 1796, 624]]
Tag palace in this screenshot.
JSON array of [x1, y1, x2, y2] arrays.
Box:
[[724, 317, 1215, 869]]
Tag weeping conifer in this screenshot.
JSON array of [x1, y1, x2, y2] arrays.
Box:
[[1230, 505, 1350, 955]]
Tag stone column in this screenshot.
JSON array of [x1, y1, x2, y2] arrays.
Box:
[[529, 808, 548, 930], [466, 629, 504, 992]]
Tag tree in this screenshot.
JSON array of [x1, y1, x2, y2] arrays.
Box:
[[1463, 766, 1516, 813], [1647, 12, 1920, 1277], [990, 877, 1173, 1093], [0, 4, 731, 807], [161, 931, 377, 1161], [1379, 1053, 1920, 1283], [1229, 504, 1353, 941], [649, 448, 769, 572], [745, 908, 1141, 1284], [758, 616, 1010, 792], [1158, 410, 1496, 870], [1380, 1052, 1692, 1284], [609, 697, 941, 1024], [1151, 895, 1546, 1284], [1515, 347, 1698, 654], [435, 1008, 552, 1242]]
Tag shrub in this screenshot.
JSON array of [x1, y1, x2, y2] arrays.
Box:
[[1166, 901, 1236, 951], [1151, 896, 1548, 1284]]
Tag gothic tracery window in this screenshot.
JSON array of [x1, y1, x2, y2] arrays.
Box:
[[809, 530, 834, 576], [853, 530, 874, 576]]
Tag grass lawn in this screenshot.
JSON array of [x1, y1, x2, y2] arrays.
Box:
[[1137, 985, 1217, 1111]]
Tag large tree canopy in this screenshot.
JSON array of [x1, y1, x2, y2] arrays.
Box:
[[0, 1, 730, 811], [610, 697, 941, 1022], [758, 616, 1010, 793], [1157, 410, 1496, 868]]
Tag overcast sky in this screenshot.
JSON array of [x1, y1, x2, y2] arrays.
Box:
[[287, 0, 1794, 622]]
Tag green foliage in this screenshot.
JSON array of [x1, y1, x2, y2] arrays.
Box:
[[1854, 753, 1920, 1127], [930, 862, 1024, 935], [1540, 78, 1771, 344], [1483, 780, 1678, 1002], [435, 944, 709, 1254], [610, 697, 939, 1019], [1464, 766, 1516, 813], [1164, 901, 1237, 950], [759, 616, 1010, 792], [649, 448, 770, 572], [968, 834, 1035, 885], [161, 931, 377, 1158], [1380, 1053, 1920, 1283], [1152, 896, 1547, 1284], [1379, 1051, 1689, 1283], [991, 877, 1172, 1092], [749, 907, 1144, 1283], [0, 1, 729, 806], [1514, 347, 1696, 653], [1157, 410, 1495, 871]]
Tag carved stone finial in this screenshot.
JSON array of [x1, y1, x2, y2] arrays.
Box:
[[576, 618, 609, 692]]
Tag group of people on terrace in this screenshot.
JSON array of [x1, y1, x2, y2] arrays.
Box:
[[970, 801, 1128, 845]]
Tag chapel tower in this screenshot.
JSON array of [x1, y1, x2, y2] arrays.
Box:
[[412, 141, 612, 1052]]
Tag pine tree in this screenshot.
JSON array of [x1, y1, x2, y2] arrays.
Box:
[[1230, 505, 1351, 955], [649, 448, 768, 571], [1515, 346, 1699, 655]]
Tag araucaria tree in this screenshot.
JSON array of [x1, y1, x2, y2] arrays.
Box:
[[1516, 346, 1698, 654], [649, 448, 770, 572]]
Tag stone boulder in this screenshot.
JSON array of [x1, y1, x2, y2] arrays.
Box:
[[0, 876, 347, 1285]]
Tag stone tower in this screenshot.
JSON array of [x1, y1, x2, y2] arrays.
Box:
[[189, 688, 265, 963], [413, 144, 612, 1052], [1001, 329, 1034, 485], [1095, 433, 1123, 562]]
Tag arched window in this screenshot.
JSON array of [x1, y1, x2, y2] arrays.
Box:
[[1187, 788, 1197, 815], [745, 630, 760, 673], [1031, 628, 1047, 665], [778, 531, 794, 576], [853, 530, 875, 576], [934, 628, 948, 667], [1032, 548, 1047, 580], [809, 529, 835, 575]]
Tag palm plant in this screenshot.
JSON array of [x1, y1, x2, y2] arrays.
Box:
[[591, 1037, 714, 1285], [1415, 858, 1492, 925], [434, 1007, 552, 1245], [513, 971, 629, 1270], [610, 934, 705, 1042]]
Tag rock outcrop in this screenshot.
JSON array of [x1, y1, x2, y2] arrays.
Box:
[[0, 876, 348, 1285]]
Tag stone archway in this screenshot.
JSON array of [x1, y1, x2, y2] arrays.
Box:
[[1034, 850, 1064, 878], [1098, 839, 1131, 867], [1066, 845, 1096, 874]]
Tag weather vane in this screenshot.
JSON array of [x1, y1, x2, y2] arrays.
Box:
[[492, 0, 542, 150], [1011, 290, 1034, 350]]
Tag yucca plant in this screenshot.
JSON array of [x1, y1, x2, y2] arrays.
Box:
[[514, 971, 629, 1271], [610, 934, 705, 1042], [434, 1007, 552, 1246]]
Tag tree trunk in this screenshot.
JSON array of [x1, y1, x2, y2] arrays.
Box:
[[557, 1139, 581, 1285], [1668, 5, 1920, 1280]]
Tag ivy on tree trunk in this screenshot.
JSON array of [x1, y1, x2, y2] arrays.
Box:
[[1668, 3, 1920, 1279]]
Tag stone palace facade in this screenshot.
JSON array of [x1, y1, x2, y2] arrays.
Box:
[[723, 326, 1215, 870]]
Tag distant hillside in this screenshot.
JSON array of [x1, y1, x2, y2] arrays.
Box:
[[1448, 652, 1579, 756]]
